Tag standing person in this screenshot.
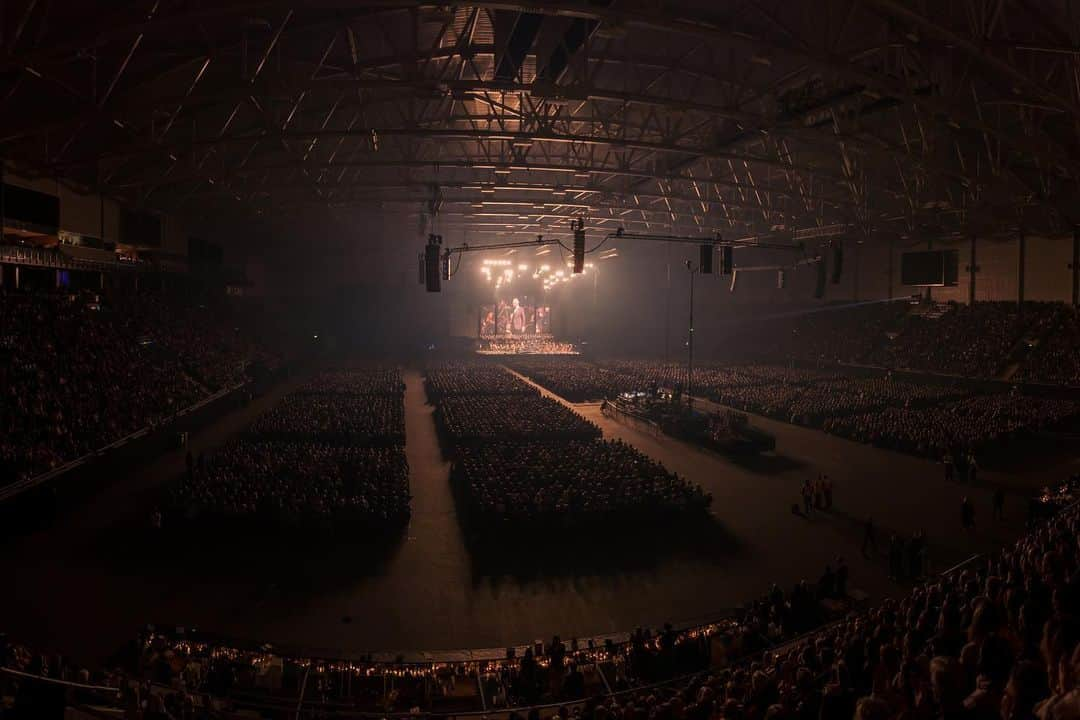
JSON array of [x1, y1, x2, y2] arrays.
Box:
[[888, 536, 902, 580], [508, 298, 526, 335], [943, 453, 955, 482], [961, 496, 975, 530], [862, 516, 877, 557], [835, 557, 849, 597], [993, 488, 1005, 520], [967, 452, 979, 485]]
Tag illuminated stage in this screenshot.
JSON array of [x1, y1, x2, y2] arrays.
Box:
[[475, 296, 578, 354], [476, 334, 579, 355]]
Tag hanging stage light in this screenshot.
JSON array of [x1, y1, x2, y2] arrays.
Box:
[[720, 245, 734, 275], [815, 256, 827, 298], [425, 234, 442, 292], [573, 218, 585, 273], [699, 242, 714, 274]]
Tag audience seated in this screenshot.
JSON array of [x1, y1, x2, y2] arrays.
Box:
[[426, 364, 710, 531], [452, 439, 711, 529], [823, 393, 1078, 458], [515, 359, 1077, 460], [169, 367, 408, 531], [509, 359, 638, 401], [435, 393, 601, 446], [0, 287, 277, 488], [170, 440, 410, 529], [250, 393, 404, 445], [296, 367, 405, 396], [1016, 306, 1080, 387], [861, 302, 1060, 378], [425, 362, 534, 399], [0, 290, 203, 486]]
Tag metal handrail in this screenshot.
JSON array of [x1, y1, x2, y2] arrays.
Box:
[[0, 666, 121, 695]]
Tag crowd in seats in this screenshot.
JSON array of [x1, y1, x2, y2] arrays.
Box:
[[778, 378, 966, 428], [704, 300, 1075, 382], [0, 286, 278, 488], [168, 367, 408, 531], [822, 393, 1079, 458], [121, 293, 263, 391], [436, 393, 601, 446], [452, 439, 710, 529], [686, 497, 1080, 720], [717, 376, 967, 428], [0, 290, 207, 486], [169, 440, 409, 529], [512, 358, 1077, 460], [425, 362, 534, 399], [861, 302, 1061, 379], [250, 393, 404, 445], [426, 364, 711, 531], [716, 302, 911, 366], [509, 359, 637, 401], [295, 367, 405, 396], [1016, 306, 1080, 387]]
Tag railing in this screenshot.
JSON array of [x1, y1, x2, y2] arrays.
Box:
[[0, 244, 141, 273], [0, 666, 121, 696]]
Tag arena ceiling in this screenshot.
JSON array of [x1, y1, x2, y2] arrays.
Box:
[[4, 0, 1080, 243]]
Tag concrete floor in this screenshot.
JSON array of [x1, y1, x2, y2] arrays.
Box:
[[2, 367, 1074, 665]]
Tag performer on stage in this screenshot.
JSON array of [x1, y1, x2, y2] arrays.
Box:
[[508, 297, 526, 334]]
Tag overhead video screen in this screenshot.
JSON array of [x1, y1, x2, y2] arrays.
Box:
[[480, 301, 551, 336]]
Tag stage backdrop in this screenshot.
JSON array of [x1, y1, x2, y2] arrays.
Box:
[[480, 301, 551, 336]]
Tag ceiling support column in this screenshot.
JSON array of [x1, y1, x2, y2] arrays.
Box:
[[1017, 229, 1026, 310]]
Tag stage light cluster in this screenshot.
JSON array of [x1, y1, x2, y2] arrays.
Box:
[[478, 256, 594, 291]]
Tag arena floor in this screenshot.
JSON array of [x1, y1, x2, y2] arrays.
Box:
[[2, 367, 1074, 664]]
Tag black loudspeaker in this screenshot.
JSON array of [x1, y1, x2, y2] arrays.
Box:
[[573, 222, 585, 273], [700, 243, 713, 274], [425, 235, 441, 292], [814, 258, 826, 298], [418, 252, 426, 284], [720, 245, 733, 275], [777, 269, 786, 289], [831, 245, 843, 283]]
